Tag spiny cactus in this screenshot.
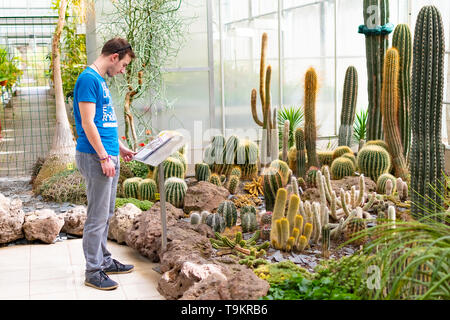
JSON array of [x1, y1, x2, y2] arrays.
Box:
[[338, 66, 358, 147], [138, 178, 157, 201], [287, 146, 297, 173], [227, 175, 240, 194], [365, 139, 389, 150], [190, 212, 201, 225], [282, 120, 290, 162], [206, 212, 226, 233], [331, 157, 355, 180], [230, 166, 242, 179], [209, 173, 222, 187], [357, 145, 391, 182], [262, 166, 283, 212], [345, 218, 367, 245], [218, 200, 238, 228], [360, 0, 392, 141], [164, 177, 187, 208], [317, 151, 334, 167], [172, 151, 187, 173], [236, 139, 259, 179], [381, 47, 408, 180], [220, 174, 226, 184], [332, 146, 353, 161], [304, 67, 320, 169], [195, 163, 211, 182], [321, 224, 331, 258], [376, 173, 397, 194], [123, 177, 142, 199], [270, 159, 290, 187], [153, 157, 185, 188], [224, 135, 240, 166], [411, 5, 445, 219], [241, 210, 258, 233], [201, 211, 210, 223], [341, 152, 357, 169], [294, 127, 306, 178], [306, 166, 319, 188], [392, 24, 412, 160], [260, 211, 272, 226]]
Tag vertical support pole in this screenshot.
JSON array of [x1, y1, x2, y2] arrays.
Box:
[[158, 162, 167, 251]]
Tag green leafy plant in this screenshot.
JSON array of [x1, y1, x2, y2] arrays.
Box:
[[277, 106, 304, 149], [0, 47, 23, 91], [115, 197, 154, 211], [353, 109, 368, 144], [339, 212, 450, 300]]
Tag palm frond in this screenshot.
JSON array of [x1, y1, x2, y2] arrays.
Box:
[[277, 105, 304, 149], [353, 109, 368, 144]]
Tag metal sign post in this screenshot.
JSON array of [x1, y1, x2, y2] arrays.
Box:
[[158, 162, 167, 251]]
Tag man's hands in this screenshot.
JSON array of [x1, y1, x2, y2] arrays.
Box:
[[101, 158, 116, 177], [119, 143, 137, 162]]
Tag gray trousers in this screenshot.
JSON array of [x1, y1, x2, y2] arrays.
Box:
[[75, 150, 120, 279]]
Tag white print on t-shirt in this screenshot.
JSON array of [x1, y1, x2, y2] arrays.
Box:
[[100, 81, 118, 127]]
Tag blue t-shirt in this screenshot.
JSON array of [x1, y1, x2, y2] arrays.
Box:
[[73, 67, 119, 156]]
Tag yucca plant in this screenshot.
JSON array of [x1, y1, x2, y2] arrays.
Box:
[[339, 212, 450, 300], [353, 109, 368, 144], [277, 105, 304, 149]]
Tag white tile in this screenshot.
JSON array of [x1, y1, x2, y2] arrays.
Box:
[[75, 282, 126, 300], [30, 290, 77, 300], [121, 282, 162, 300], [0, 281, 29, 299], [115, 269, 161, 286], [30, 276, 78, 296], [30, 266, 75, 282]]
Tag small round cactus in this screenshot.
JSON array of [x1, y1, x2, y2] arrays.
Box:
[[332, 146, 353, 160], [209, 173, 222, 187], [331, 157, 355, 180], [190, 212, 201, 225], [138, 178, 157, 201], [164, 177, 188, 208], [357, 145, 391, 182], [195, 163, 211, 182], [123, 177, 143, 199], [377, 173, 397, 194]]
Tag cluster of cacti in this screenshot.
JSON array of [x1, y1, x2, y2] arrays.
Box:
[[123, 177, 142, 199], [153, 156, 185, 188], [359, 0, 392, 141], [236, 139, 259, 179], [251, 33, 277, 167], [190, 210, 211, 225], [392, 24, 412, 160], [262, 166, 283, 211], [210, 230, 269, 258], [357, 145, 391, 182], [269, 188, 315, 252], [338, 66, 358, 147], [227, 174, 240, 194], [380, 47, 408, 180], [332, 146, 353, 161], [304, 67, 320, 169], [205, 212, 226, 232], [294, 128, 306, 178], [243, 176, 263, 197], [209, 173, 222, 187], [195, 163, 211, 182], [240, 206, 258, 233], [270, 159, 290, 187], [138, 178, 157, 201], [164, 177, 187, 208], [376, 173, 397, 194], [317, 151, 334, 167], [330, 157, 355, 180], [410, 5, 445, 219], [396, 177, 408, 202], [238, 255, 269, 269], [217, 200, 238, 228]]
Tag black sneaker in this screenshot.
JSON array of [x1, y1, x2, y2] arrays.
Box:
[[84, 271, 119, 290], [103, 259, 134, 274]]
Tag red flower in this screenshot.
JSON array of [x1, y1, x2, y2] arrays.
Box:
[[139, 143, 145, 147], [121, 136, 126, 140]]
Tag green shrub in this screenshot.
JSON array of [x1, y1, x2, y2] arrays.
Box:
[[115, 197, 154, 211]]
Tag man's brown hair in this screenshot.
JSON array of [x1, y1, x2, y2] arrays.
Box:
[[101, 37, 136, 60]]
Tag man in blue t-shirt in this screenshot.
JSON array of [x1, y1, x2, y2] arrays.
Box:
[[74, 37, 137, 291]]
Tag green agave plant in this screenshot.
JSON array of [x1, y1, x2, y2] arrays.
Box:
[[339, 212, 450, 300], [277, 105, 304, 149], [353, 109, 368, 144]]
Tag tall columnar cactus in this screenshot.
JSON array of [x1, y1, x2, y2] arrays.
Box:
[[411, 6, 445, 219], [195, 163, 211, 182], [138, 178, 157, 201], [263, 166, 283, 212], [153, 156, 185, 188], [331, 157, 355, 180], [123, 177, 142, 199], [357, 145, 391, 182], [338, 66, 358, 146], [295, 127, 306, 178], [392, 24, 412, 160], [304, 67, 320, 169], [164, 177, 187, 208], [381, 48, 408, 180], [217, 200, 238, 228], [359, 0, 392, 141], [236, 139, 259, 180], [282, 120, 290, 162], [251, 32, 276, 167]]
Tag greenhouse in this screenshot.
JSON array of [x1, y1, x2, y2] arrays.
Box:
[[0, 0, 449, 302]]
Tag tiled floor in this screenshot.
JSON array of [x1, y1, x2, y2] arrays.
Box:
[[0, 238, 165, 300]]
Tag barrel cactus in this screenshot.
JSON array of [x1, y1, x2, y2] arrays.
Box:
[[332, 146, 353, 161], [205, 212, 226, 233], [209, 173, 222, 187], [195, 163, 211, 182], [341, 152, 357, 169], [331, 157, 355, 180], [230, 166, 242, 179], [317, 151, 333, 167], [123, 177, 142, 199], [241, 210, 258, 233], [164, 177, 187, 208], [217, 200, 238, 228], [357, 145, 391, 182], [236, 139, 259, 179], [138, 178, 157, 201], [153, 157, 185, 187]]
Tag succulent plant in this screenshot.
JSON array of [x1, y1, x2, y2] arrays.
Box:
[[164, 177, 187, 208], [195, 162, 211, 182], [217, 200, 238, 228], [123, 177, 143, 199], [138, 178, 157, 201]]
